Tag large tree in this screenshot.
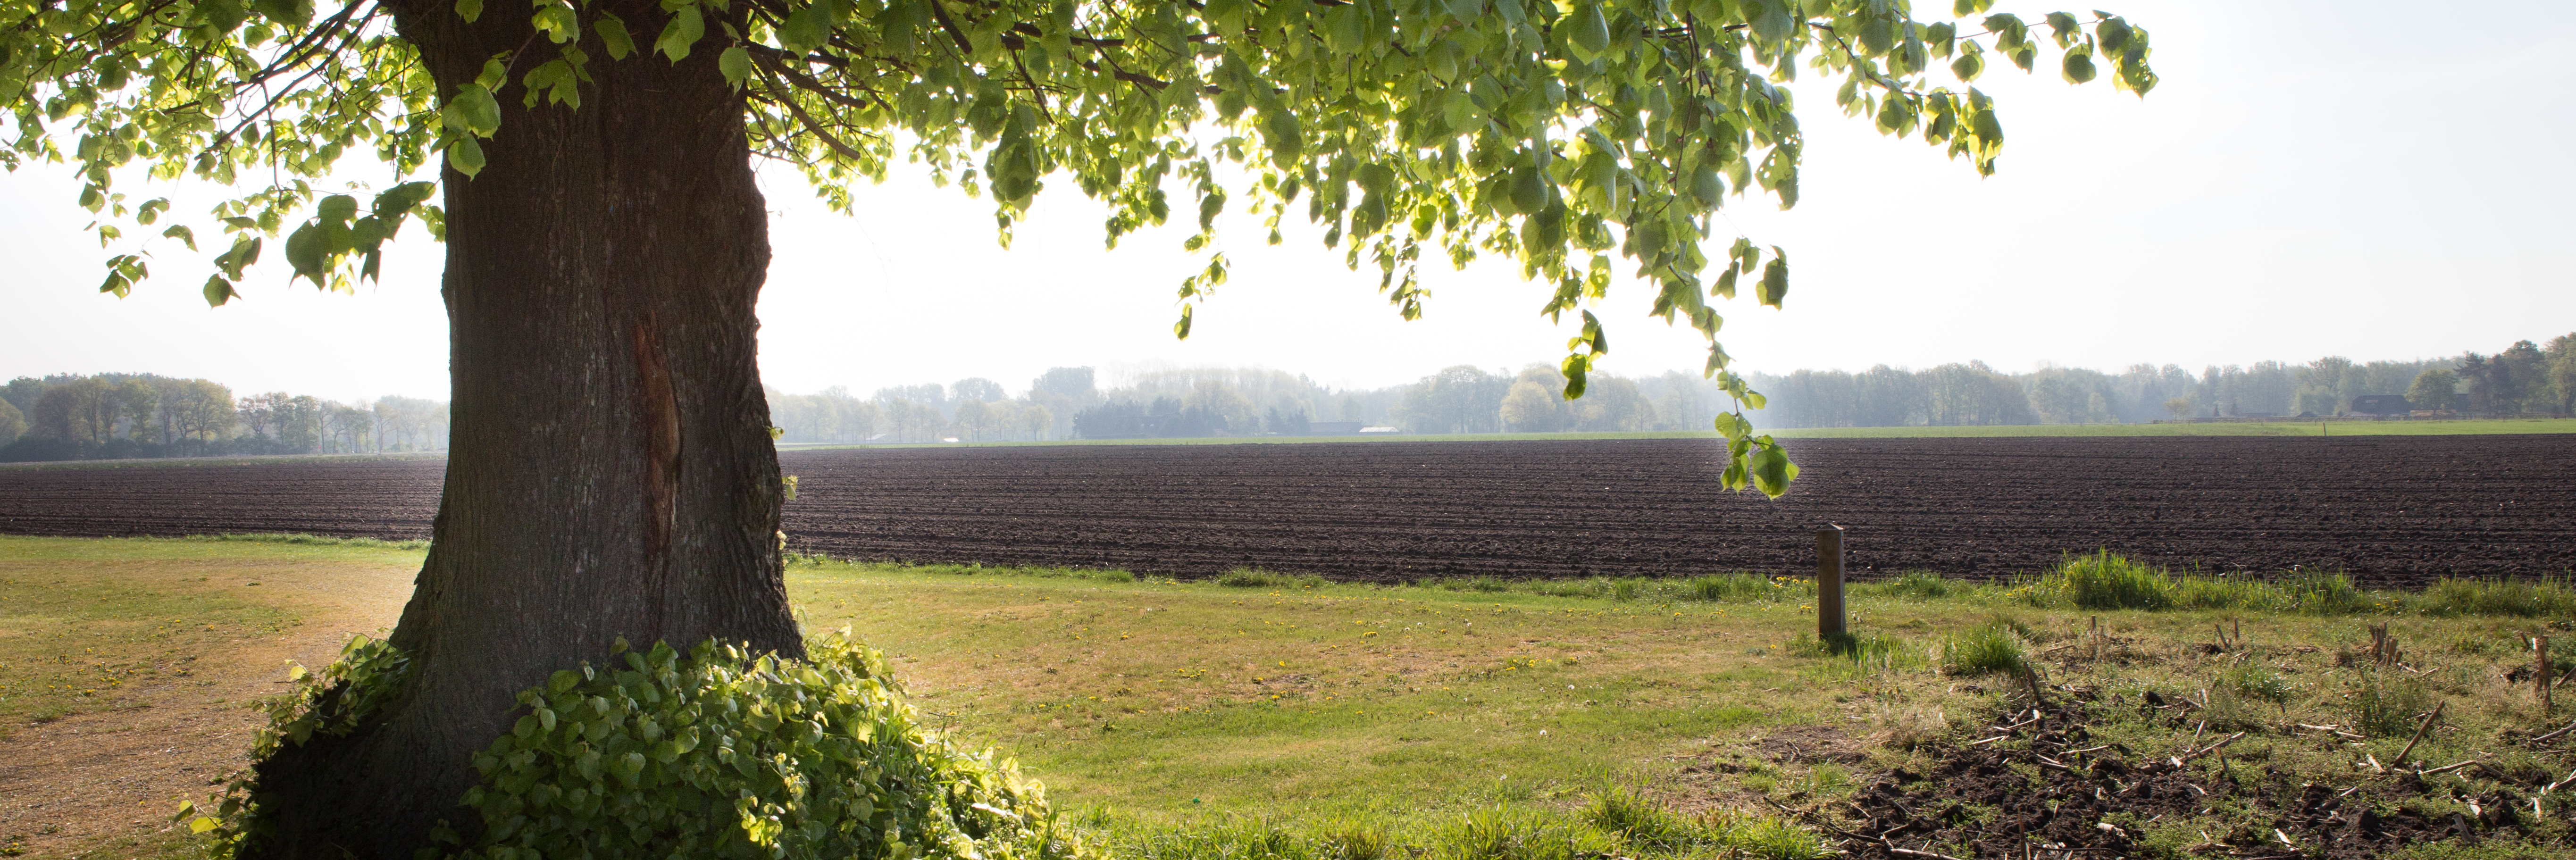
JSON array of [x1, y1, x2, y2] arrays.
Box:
[[6, 0, 2150, 854]]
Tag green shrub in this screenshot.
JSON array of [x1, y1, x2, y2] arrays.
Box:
[[190, 632, 1086, 860], [1941, 623, 2032, 677]]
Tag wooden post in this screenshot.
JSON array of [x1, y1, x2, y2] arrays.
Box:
[[2542, 635, 2554, 715], [1817, 526, 1846, 640]]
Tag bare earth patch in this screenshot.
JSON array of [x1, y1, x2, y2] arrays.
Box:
[[0, 540, 415, 859]]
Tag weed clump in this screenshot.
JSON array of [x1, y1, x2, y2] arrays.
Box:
[[2352, 672, 2437, 737], [2419, 578, 2576, 618], [1216, 568, 1323, 588], [1865, 571, 1956, 600], [1577, 792, 1827, 860], [2016, 551, 2388, 615], [184, 532, 430, 551], [1942, 621, 2032, 677], [2051, 551, 2174, 610]]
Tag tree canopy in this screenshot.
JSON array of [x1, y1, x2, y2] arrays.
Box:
[[6, 0, 2152, 495]]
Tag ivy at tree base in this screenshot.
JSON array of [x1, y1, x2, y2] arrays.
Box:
[[184, 633, 1089, 860]]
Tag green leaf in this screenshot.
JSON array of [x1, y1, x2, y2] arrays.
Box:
[[162, 224, 197, 250], [778, 5, 829, 54], [1689, 166, 1723, 208], [1567, 2, 1610, 59], [316, 194, 358, 225], [448, 136, 486, 176], [1748, 443, 1798, 497], [1756, 249, 1788, 308], [251, 0, 310, 26], [719, 46, 752, 89], [2062, 44, 2097, 84], [2096, 17, 2132, 52], [1951, 46, 1984, 82], [453, 0, 482, 21], [595, 13, 637, 59], [284, 222, 326, 286], [448, 83, 502, 136], [656, 6, 705, 62]]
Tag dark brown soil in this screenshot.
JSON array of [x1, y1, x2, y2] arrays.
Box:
[[1, 435, 2569, 586], [1835, 691, 2536, 860]]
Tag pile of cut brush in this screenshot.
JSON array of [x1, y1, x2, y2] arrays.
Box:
[[1823, 687, 2570, 860]]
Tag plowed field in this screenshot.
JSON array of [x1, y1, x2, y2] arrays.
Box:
[[1, 436, 2568, 585]]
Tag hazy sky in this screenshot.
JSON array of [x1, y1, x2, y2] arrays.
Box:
[[3, 0, 2569, 403]]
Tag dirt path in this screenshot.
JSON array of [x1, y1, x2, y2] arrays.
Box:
[[0, 543, 414, 859]]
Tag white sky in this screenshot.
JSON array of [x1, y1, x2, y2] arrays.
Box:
[[2, 0, 2570, 403]]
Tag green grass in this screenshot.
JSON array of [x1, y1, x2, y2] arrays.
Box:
[[18, 536, 2576, 859]]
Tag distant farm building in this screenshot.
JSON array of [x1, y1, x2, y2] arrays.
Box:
[[1307, 422, 1363, 435], [2350, 395, 2413, 416]]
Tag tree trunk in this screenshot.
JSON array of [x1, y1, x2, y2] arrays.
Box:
[[244, 5, 801, 857]]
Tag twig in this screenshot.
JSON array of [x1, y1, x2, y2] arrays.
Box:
[[2417, 757, 2484, 777], [2063, 744, 2111, 755], [2170, 732, 2247, 768], [2532, 718, 2576, 744], [2543, 768, 2576, 793], [2394, 702, 2447, 768], [1889, 849, 1970, 860]]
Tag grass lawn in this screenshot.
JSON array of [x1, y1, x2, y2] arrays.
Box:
[[8, 537, 2576, 858]]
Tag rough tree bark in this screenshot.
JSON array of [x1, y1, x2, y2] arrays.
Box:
[[245, 2, 803, 856]]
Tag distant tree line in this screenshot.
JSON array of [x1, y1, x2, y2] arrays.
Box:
[[0, 374, 449, 462], [1748, 334, 2575, 428], [765, 377, 1056, 444]]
